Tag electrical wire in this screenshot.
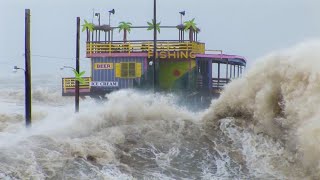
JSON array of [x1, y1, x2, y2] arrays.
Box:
[[31, 54, 75, 60], [30, 54, 89, 61], [0, 54, 89, 66]]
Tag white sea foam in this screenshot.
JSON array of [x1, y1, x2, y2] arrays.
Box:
[[1, 41, 320, 178], [0, 90, 201, 179], [204, 40, 320, 178]]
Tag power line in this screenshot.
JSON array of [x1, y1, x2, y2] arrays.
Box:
[[31, 54, 88, 61], [31, 54, 74, 60], [0, 54, 89, 63]]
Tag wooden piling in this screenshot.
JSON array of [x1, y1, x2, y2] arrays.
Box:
[[75, 17, 80, 113], [25, 9, 32, 127], [153, 0, 157, 92]]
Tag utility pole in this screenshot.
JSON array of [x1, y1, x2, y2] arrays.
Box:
[[25, 9, 32, 127], [153, 0, 157, 92], [75, 17, 80, 113]]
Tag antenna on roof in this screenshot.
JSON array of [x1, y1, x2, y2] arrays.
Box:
[[92, 8, 95, 23]]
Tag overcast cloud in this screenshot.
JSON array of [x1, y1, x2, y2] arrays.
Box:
[[0, 0, 319, 78]]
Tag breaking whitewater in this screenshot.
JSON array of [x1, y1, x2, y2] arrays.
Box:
[[1, 41, 320, 179]]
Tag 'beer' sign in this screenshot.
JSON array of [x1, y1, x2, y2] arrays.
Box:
[[94, 63, 113, 70]]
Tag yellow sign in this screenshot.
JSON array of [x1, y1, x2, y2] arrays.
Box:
[[148, 51, 196, 59], [94, 63, 113, 70]]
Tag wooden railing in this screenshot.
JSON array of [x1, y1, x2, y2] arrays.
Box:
[[62, 77, 91, 96], [212, 78, 230, 89], [86, 41, 205, 55]]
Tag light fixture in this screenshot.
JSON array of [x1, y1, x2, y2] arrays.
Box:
[[95, 13, 101, 26], [13, 65, 25, 73], [179, 11, 186, 16], [60, 66, 76, 71], [13, 66, 18, 73], [108, 9, 115, 26], [179, 11, 186, 25], [109, 9, 115, 15]]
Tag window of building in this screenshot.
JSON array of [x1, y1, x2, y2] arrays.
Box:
[[121, 63, 130, 77], [129, 63, 136, 77], [116, 62, 142, 78]]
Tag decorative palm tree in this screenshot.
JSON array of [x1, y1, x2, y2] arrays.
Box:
[[118, 22, 132, 42], [82, 20, 94, 41], [147, 19, 161, 34], [184, 18, 198, 42], [73, 70, 86, 85]]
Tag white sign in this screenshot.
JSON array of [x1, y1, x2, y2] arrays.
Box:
[[90, 81, 119, 87]]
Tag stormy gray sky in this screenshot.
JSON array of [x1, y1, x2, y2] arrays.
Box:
[[0, 0, 319, 78]]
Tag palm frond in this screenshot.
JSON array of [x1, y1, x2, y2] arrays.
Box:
[[85, 20, 95, 31], [118, 22, 132, 32], [184, 18, 198, 31], [147, 20, 161, 34], [77, 78, 85, 85], [72, 69, 78, 76], [79, 71, 86, 77]]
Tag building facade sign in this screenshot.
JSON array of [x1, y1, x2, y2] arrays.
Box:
[[90, 81, 119, 87], [147, 51, 196, 59], [94, 63, 114, 70]]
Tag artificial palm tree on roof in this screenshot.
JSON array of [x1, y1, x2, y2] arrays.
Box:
[[147, 19, 161, 34], [118, 22, 132, 42], [82, 20, 95, 41], [184, 18, 199, 42]]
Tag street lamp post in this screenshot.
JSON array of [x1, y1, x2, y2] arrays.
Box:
[[61, 18, 80, 113], [95, 13, 101, 26], [61, 66, 76, 71], [108, 9, 115, 26], [108, 9, 115, 42], [95, 13, 101, 40], [179, 11, 185, 42], [60, 66, 79, 113], [13, 66, 25, 73], [179, 11, 185, 25], [13, 64, 31, 128]]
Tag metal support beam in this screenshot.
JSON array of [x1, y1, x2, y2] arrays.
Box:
[[218, 63, 220, 87], [209, 60, 213, 90], [230, 64, 232, 78], [226, 60, 229, 82], [237, 65, 240, 77]]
